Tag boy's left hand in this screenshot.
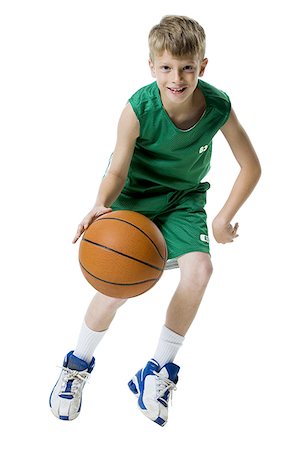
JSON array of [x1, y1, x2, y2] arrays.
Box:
[[212, 216, 239, 244]]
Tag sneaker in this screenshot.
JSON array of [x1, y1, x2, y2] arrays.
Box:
[[49, 351, 95, 421], [128, 359, 179, 426]]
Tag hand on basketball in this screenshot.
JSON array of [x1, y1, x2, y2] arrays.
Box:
[[212, 216, 239, 244], [72, 206, 112, 243]]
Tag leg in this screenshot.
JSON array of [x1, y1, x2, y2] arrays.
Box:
[[73, 292, 127, 361], [50, 292, 127, 421], [152, 251, 212, 367], [166, 251, 213, 336], [128, 252, 213, 427], [85, 291, 128, 331], [128, 187, 212, 425]]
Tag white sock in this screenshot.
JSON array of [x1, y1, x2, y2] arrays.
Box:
[[73, 321, 106, 364], [153, 325, 185, 368]]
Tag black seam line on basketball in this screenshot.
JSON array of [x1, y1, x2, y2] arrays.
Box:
[[99, 217, 165, 260], [82, 238, 164, 272], [80, 262, 158, 286]]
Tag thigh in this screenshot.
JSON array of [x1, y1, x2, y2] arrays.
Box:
[[111, 190, 167, 220], [154, 187, 210, 263]]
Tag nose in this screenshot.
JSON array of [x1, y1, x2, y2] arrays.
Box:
[[172, 69, 183, 83]]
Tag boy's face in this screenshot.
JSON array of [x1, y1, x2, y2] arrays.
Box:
[[149, 50, 208, 105]]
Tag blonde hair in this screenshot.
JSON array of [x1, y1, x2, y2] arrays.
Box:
[[148, 15, 206, 61]]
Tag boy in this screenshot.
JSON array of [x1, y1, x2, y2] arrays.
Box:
[[49, 15, 261, 426]]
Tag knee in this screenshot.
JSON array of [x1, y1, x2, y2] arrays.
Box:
[[194, 259, 213, 287], [110, 297, 128, 308], [204, 259, 214, 280], [181, 259, 213, 291], [95, 292, 128, 309]]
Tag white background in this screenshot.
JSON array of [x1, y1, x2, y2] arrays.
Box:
[[1, 0, 301, 448]]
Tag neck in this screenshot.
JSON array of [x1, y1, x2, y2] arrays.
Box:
[[160, 84, 202, 117], [161, 90, 196, 117]]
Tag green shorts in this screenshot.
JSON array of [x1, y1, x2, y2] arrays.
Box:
[[111, 182, 210, 269]]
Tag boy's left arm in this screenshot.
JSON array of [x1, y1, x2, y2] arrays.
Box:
[[212, 108, 261, 244]]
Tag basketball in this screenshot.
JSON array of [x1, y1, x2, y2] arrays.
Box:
[[79, 210, 167, 298]]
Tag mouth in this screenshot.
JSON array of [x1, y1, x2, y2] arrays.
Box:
[[167, 87, 187, 95]]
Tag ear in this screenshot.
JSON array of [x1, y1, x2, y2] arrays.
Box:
[[198, 58, 208, 77], [149, 59, 156, 78]]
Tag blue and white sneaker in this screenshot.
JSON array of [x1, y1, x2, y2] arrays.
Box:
[[128, 359, 180, 426], [49, 351, 95, 421]]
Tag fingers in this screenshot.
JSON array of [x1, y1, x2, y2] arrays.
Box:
[[219, 222, 239, 244], [232, 222, 239, 238], [72, 216, 91, 243], [72, 207, 113, 243], [72, 223, 85, 244], [228, 223, 239, 240], [229, 222, 239, 242]]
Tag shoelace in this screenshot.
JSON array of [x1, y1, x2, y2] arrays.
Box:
[[153, 370, 177, 405], [57, 366, 90, 397]]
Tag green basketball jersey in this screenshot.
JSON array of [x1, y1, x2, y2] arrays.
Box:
[[122, 79, 231, 194]]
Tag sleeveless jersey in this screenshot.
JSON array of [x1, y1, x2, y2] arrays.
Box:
[[123, 79, 231, 195]]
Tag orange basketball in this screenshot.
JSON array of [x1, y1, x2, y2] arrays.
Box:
[[79, 210, 167, 298]]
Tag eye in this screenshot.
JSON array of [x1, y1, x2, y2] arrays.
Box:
[[183, 65, 195, 72], [160, 65, 171, 72]]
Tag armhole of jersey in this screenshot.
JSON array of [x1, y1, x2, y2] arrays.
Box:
[[127, 98, 141, 140], [221, 93, 232, 128], [128, 98, 139, 122]]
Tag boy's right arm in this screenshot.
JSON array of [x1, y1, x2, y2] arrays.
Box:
[[72, 102, 139, 243]]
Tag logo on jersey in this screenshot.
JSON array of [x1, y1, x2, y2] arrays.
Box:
[[199, 145, 209, 154], [200, 234, 209, 243]]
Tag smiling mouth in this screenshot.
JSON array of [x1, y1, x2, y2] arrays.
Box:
[[168, 87, 187, 94]]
